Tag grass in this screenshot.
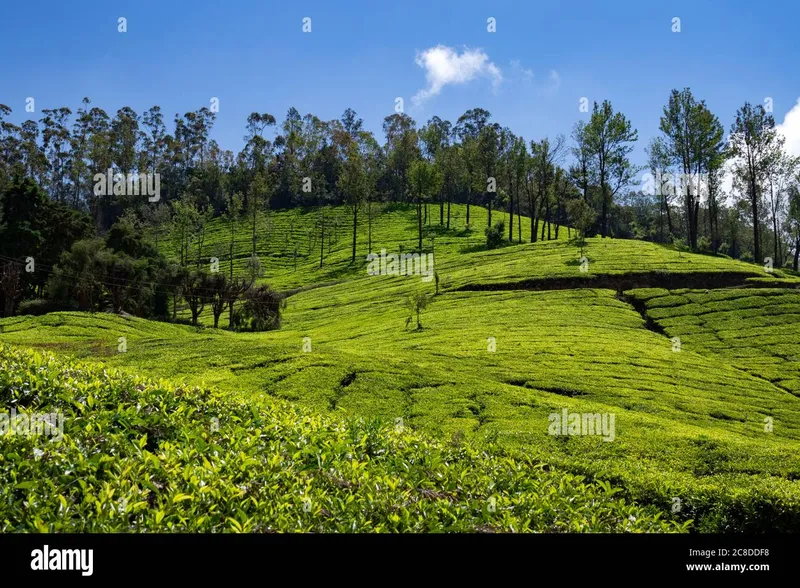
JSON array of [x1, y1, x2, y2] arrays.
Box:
[[3, 204, 800, 531]]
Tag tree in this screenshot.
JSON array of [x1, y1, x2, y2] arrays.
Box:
[[645, 136, 674, 242], [485, 219, 506, 249], [659, 89, 724, 250], [530, 135, 566, 241], [170, 194, 199, 266], [181, 270, 209, 325], [436, 143, 465, 230], [478, 123, 502, 226], [570, 121, 593, 208], [248, 171, 271, 257], [242, 285, 285, 331], [788, 184, 800, 271], [455, 108, 492, 226], [162, 263, 189, 321], [585, 100, 638, 238], [566, 198, 597, 257], [362, 134, 384, 252], [225, 276, 251, 329], [405, 291, 431, 330], [0, 261, 23, 317], [409, 160, 442, 250], [729, 103, 784, 264], [207, 272, 228, 328], [765, 153, 798, 265], [46, 239, 107, 311], [223, 191, 244, 279], [338, 140, 367, 262], [382, 113, 419, 202]]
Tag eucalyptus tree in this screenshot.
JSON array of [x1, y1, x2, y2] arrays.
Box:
[[788, 184, 800, 270], [659, 89, 724, 250], [420, 116, 452, 224], [645, 136, 674, 242], [409, 159, 442, 250], [338, 139, 368, 262], [382, 113, 419, 202], [765, 153, 799, 263], [530, 135, 565, 241], [728, 102, 785, 262], [40, 107, 73, 203], [455, 108, 491, 227], [478, 122, 502, 226], [585, 100, 638, 238], [570, 121, 592, 207]]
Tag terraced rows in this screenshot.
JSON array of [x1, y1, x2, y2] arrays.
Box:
[[156, 204, 549, 290], [627, 288, 800, 396]]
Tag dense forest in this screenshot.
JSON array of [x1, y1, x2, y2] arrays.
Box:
[[1, 89, 799, 324]]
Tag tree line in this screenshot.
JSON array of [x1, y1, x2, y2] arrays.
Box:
[[0, 89, 799, 321]]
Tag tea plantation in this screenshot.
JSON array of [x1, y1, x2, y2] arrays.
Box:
[[2, 204, 799, 532]]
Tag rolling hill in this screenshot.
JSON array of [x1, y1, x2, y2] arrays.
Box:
[[2, 203, 799, 531]]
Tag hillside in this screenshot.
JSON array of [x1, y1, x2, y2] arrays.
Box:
[[0, 344, 683, 532], [2, 204, 800, 531], [158, 203, 562, 291]]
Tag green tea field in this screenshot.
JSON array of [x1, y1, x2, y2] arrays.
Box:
[[2, 204, 799, 532]]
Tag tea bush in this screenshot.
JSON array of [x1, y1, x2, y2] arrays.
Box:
[[0, 344, 686, 533]]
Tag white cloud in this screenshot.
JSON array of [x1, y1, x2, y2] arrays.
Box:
[[509, 59, 533, 81], [776, 97, 800, 158], [539, 70, 561, 96], [721, 99, 800, 201], [412, 45, 502, 106]]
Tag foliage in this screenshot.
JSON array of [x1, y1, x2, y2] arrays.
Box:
[[0, 344, 689, 533], [485, 220, 506, 250]]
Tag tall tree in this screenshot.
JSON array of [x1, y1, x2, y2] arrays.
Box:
[[455, 108, 491, 227], [338, 140, 368, 262], [659, 89, 724, 250], [409, 159, 442, 250], [585, 100, 638, 238], [645, 136, 674, 242], [728, 102, 784, 262]]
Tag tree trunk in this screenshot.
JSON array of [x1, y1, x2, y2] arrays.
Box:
[[794, 236, 800, 271], [351, 205, 357, 263], [417, 198, 423, 250], [508, 190, 514, 241], [751, 169, 761, 263], [368, 201, 373, 252], [529, 191, 536, 243]]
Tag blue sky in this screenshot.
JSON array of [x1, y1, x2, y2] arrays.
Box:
[[2, 0, 799, 168]]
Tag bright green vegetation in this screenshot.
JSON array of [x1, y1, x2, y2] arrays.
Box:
[[160, 203, 556, 291], [3, 206, 800, 532], [444, 239, 773, 290], [627, 287, 800, 396], [0, 344, 686, 532]]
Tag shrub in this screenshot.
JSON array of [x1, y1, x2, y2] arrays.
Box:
[[485, 220, 506, 250], [241, 285, 285, 331], [0, 344, 688, 533], [17, 299, 79, 316]]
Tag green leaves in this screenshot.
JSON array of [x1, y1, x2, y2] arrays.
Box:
[[0, 343, 687, 533]]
